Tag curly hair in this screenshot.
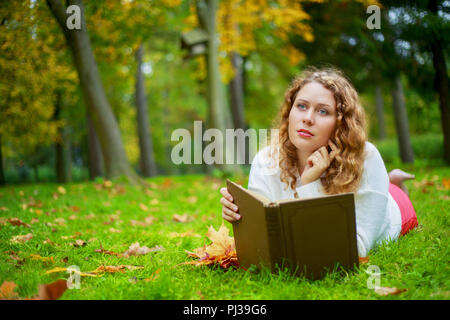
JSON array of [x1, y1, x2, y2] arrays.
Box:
[[270, 66, 367, 197]]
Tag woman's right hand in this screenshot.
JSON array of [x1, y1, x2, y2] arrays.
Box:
[[220, 187, 241, 222]]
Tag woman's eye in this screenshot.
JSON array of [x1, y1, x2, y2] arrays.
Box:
[[298, 104, 306, 110], [319, 109, 328, 115]]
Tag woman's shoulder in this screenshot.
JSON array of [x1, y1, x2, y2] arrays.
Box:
[[363, 140, 381, 160]]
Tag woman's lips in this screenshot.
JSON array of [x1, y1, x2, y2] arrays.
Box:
[[297, 129, 313, 137]]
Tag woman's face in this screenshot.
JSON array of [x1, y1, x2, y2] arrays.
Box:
[[288, 81, 338, 154]]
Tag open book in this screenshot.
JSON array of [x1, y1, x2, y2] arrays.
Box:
[[226, 179, 359, 280]]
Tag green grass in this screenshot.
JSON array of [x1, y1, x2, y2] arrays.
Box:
[[1, 167, 449, 300]]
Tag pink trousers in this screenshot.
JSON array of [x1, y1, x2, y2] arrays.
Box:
[[388, 182, 418, 236]]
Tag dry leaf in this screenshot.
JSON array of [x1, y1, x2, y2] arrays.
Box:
[[57, 186, 66, 195], [130, 215, 155, 227], [92, 265, 144, 274], [187, 196, 198, 204], [10, 233, 33, 244], [45, 267, 98, 277], [0, 206, 9, 211], [30, 254, 54, 264], [150, 199, 159, 205], [359, 256, 370, 264], [374, 286, 407, 296], [69, 239, 86, 247], [0, 281, 18, 299], [139, 203, 149, 211], [8, 218, 31, 228], [172, 214, 194, 223], [169, 230, 202, 238], [109, 228, 122, 233], [182, 224, 238, 269], [122, 242, 164, 258], [144, 269, 161, 282], [1, 279, 68, 300], [442, 178, 450, 190]]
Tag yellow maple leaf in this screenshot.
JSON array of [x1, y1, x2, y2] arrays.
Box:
[[182, 224, 238, 269]]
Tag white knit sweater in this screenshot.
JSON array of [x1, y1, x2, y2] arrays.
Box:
[[247, 141, 402, 257]]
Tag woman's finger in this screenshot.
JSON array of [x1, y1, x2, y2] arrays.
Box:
[[328, 140, 338, 159], [222, 207, 240, 221], [220, 197, 238, 211], [220, 187, 233, 202]]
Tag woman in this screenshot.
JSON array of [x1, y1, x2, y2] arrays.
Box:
[[220, 67, 418, 257]]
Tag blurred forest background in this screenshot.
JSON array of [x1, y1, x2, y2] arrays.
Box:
[[0, 0, 448, 185]]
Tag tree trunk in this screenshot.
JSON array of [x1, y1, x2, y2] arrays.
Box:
[[135, 44, 158, 177], [54, 90, 72, 183], [87, 112, 104, 179], [229, 51, 247, 131], [46, 0, 138, 183], [0, 135, 5, 186], [375, 85, 387, 140], [391, 76, 414, 163], [428, 0, 450, 165], [196, 0, 240, 173]]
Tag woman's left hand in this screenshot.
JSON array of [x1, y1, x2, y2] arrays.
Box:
[[301, 140, 338, 185]]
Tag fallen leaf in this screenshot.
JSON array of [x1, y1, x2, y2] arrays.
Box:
[[442, 178, 450, 190], [150, 199, 159, 205], [182, 224, 238, 269], [374, 286, 407, 296], [172, 214, 194, 223], [10, 233, 33, 244], [359, 256, 370, 264], [92, 265, 144, 274], [30, 254, 54, 264], [139, 203, 149, 211], [69, 239, 86, 247], [122, 242, 164, 258], [0, 206, 9, 211], [95, 248, 122, 257], [57, 186, 66, 195], [8, 218, 31, 228], [440, 195, 450, 201], [70, 206, 80, 212], [169, 230, 202, 238], [144, 269, 161, 282], [162, 178, 172, 189], [108, 228, 122, 233], [0, 281, 18, 299], [45, 267, 98, 277], [187, 196, 198, 204]]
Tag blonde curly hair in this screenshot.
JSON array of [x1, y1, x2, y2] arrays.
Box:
[[271, 66, 367, 196]]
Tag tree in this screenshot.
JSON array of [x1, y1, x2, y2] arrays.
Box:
[[135, 44, 158, 177], [46, 0, 139, 182]]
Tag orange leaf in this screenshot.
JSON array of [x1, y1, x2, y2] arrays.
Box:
[[359, 256, 370, 264], [182, 224, 239, 269], [442, 178, 450, 190], [144, 269, 161, 282], [29, 279, 68, 300], [0, 281, 18, 299]]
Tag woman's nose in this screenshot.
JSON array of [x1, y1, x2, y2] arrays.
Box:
[[302, 109, 314, 124]]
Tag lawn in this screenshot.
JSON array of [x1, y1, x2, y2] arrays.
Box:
[[0, 165, 449, 300]]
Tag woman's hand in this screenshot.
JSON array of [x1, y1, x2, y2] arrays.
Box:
[[220, 187, 241, 222], [301, 140, 338, 185]]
